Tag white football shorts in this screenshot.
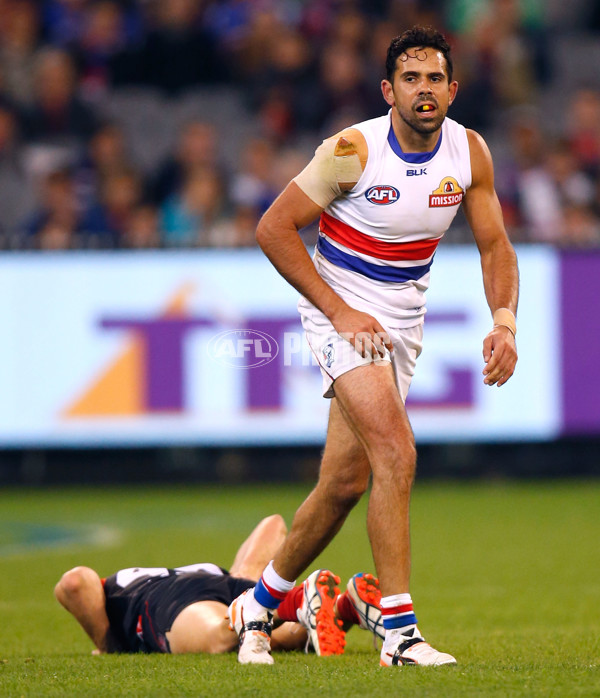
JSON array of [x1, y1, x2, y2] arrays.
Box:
[[298, 297, 423, 401]]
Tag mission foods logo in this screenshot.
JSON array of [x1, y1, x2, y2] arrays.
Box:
[[429, 177, 464, 207], [365, 185, 399, 205]]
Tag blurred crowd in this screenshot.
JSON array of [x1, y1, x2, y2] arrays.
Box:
[[0, 0, 600, 250]]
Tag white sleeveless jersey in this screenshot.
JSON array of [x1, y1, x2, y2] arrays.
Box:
[[313, 111, 472, 327]]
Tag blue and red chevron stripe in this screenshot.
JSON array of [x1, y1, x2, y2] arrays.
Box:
[[381, 602, 418, 630], [320, 211, 441, 262], [254, 576, 289, 609], [317, 236, 433, 283]]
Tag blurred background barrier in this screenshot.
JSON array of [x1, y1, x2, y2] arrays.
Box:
[[0, 245, 597, 450]]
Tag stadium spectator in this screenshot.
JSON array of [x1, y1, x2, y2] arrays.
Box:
[[21, 167, 81, 249], [70, 0, 129, 99], [0, 0, 41, 107], [122, 203, 160, 249], [328, 5, 371, 53], [43, 0, 91, 47], [80, 165, 143, 247], [546, 139, 596, 210], [311, 42, 377, 134], [249, 27, 317, 140], [493, 108, 553, 241], [55, 514, 383, 656], [36, 218, 76, 250], [151, 120, 221, 205], [443, 0, 550, 129], [73, 122, 132, 210], [500, 133, 598, 243], [0, 103, 35, 245], [566, 88, 600, 179], [160, 165, 226, 247], [20, 47, 98, 146], [469, 0, 539, 110], [560, 204, 600, 247], [114, 0, 224, 95], [209, 204, 259, 248], [270, 146, 311, 196], [230, 137, 278, 215], [211, 5, 286, 83]]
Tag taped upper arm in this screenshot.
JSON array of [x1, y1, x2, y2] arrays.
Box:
[[293, 128, 368, 209]]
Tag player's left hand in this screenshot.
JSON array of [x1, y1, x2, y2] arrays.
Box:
[[482, 326, 517, 387]]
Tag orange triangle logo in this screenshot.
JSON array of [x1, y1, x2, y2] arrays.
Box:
[[63, 284, 194, 418]]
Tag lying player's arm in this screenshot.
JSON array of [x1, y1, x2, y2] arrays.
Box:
[[55, 566, 121, 654], [462, 129, 519, 387], [256, 131, 392, 357]]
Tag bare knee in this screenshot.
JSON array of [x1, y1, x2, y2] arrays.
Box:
[[320, 474, 369, 511], [371, 440, 417, 493], [262, 514, 287, 539], [55, 566, 97, 604]]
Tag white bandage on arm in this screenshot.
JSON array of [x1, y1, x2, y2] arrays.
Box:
[[293, 134, 364, 209], [493, 307, 517, 336]]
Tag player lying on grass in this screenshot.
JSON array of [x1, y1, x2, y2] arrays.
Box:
[[55, 514, 384, 657]]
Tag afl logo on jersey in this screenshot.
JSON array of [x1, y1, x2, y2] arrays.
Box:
[[365, 185, 400, 205], [429, 177, 464, 207]]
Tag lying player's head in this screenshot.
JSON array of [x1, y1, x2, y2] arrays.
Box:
[[386, 26, 453, 84]]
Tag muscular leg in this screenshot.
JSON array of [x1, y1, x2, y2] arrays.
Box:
[[229, 515, 288, 581], [333, 362, 416, 595], [55, 566, 116, 653], [167, 601, 307, 654], [272, 398, 371, 581]]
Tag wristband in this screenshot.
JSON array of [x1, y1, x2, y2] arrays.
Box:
[[493, 307, 516, 337]]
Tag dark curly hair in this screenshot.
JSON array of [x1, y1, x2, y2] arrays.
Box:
[[386, 26, 453, 83]]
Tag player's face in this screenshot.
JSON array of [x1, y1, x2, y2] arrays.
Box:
[[382, 48, 458, 136]]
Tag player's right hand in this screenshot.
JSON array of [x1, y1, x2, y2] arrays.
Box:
[[482, 325, 517, 386], [331, 306, 392, 359]]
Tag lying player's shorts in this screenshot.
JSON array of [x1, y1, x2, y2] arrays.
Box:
[[104, 568, 255, 653], [298, 297, 423, 401]]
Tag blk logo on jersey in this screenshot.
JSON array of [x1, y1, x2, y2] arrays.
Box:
[[429, 176, 464, 207], [365, 185, 400, 205]]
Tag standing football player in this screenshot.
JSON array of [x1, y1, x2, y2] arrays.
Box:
[[227, 25, 519, 668]]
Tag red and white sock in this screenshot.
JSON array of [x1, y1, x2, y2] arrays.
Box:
[[245, 561, 296, 617], [380, 593, 419, 651]]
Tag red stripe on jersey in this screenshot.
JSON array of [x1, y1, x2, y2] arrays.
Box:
[[260, 576, 289, 602], [381, 603, 414, 616], [320, 211, 440, 262]]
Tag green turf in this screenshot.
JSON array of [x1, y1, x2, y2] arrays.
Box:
[[0, 481, 599, 696]]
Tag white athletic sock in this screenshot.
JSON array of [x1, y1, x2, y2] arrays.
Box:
[[262, 560, 296, 594], [242, 587, 271, 619], [247, 561, 296, 617]]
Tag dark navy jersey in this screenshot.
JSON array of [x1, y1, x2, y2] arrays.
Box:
[[102, 564, 254, 653]]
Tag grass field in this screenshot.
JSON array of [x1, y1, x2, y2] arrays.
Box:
[[0, 480, 599, 696]]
